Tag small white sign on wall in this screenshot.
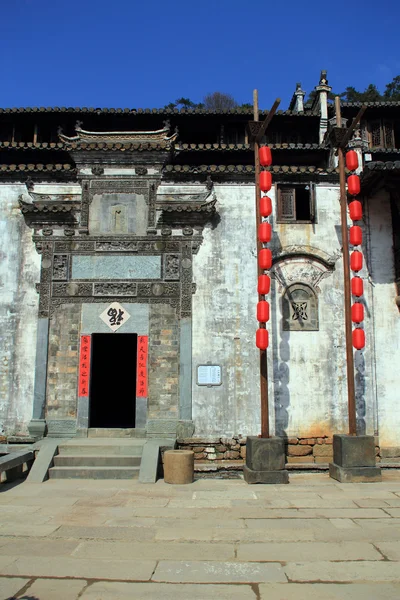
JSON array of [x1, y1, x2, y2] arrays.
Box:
[[100, 302, 131, 332], [197, 364, 222, 386]]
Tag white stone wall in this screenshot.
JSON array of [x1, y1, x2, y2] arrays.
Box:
[[366, 190, 400, 448], [192, 185, 260, 436], [192, 183, 381, 439], [0, 185, 40, 435]]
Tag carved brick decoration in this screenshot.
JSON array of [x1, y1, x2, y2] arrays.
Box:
[[95, 240, 138, 252], [135, 166, 148, 176], [80, 180, 90, 234], [93, 282, 138, 296], [164, 254, 180, 280], [52, 255, 69, 280], [38, 242, 53, 318], [53, 282, 93, 297], [282, 283, 319, 331], [181, 242, 193, 318]]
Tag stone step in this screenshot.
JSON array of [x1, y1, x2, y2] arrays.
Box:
[[87, 428, 146, 438], [48, 466, 140, 479], [53, 455, 141, 467], [57, 443, 144, 456]]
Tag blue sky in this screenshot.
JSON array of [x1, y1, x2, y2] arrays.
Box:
[[1, 0, 399, 109]]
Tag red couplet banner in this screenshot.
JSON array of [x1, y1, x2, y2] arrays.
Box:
[[78, 335, 91, 397], [136, 335, 148, 398]]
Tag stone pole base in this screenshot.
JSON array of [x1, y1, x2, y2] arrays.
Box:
[[243, 436, 289, 484], [329, 434, 381, 483], [28, 419, 46, 441]]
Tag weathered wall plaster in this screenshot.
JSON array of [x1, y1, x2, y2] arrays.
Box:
[[0, 184, 40, 435]]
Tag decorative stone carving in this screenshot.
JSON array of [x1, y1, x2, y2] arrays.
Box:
[[135, 166, 148, 176], [91, 166, 104, 176], [272, 256, 333, 294], [64, 228, 75, 236], [161, 227, 172, 236], [181, 242, 193, 318], [95, 240, 138, 252], [42, 228, 53, 236], [79, 180, 90, 234], [52, 255, 69, 280], [182, 226, 194, 236], [164, 254, 180, 280], [52, 282, 93, 297], [282, 283, 318, 331], [93, 282, 138, 296]]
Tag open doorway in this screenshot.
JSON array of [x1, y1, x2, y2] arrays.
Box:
[[89, 333, 137, 428]]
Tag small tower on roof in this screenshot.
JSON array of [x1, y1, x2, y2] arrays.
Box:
[[289, 82, 306, 113]]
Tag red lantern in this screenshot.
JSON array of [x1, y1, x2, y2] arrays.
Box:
[[260, 171, 272, 192], [260, 195, 272, 217], [351, 276, 364, 297], [346, 150, 359, 171], [350, 250, 363, 272], [258, 248, 272, 270], [258, 274, 271, 295], [351, 302, 364, 323], [257, 300, 270, 323], [349, 225, 362, 246], [258, 222, 272, 243], [349, 200, 362, 221], [348, 174, 360, 196], [352, 328, 365, 350], [259, 146, 272, 167], [256, 328, 269, 350]]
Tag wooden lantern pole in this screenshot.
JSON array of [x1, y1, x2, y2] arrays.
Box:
[[334, 97, 366, 436], [253, 91, 280, 438]]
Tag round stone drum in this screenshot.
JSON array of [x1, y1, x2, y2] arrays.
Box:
[[164, 450, 194, 484]]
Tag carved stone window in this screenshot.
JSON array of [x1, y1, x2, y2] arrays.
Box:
[[282, 283, 318, 331], [277, 184, 315, 223]]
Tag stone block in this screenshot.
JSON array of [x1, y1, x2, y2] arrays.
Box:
[[28, 419, 46, 440], [152, 560, 286, 583], [240, 446, 246, 459], [329, 463, 382, 483], [176, 420, 195, 439], [288, 438, 298, 444], [246, 437, 286, 471], [225, 451, 240, 459], [146, 419, 178, 435], [332, 434, 376, 467], [313, 444, 333, 457], [45, 419, 76, 438], [216, 445, 226, 452], [243, 466, 289, 484], [381, 447, 400, 459], [287, 456, 315, 464], [315, 456, 332, 463], [287, 444, 312, 456]]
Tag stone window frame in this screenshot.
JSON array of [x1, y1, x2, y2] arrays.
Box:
[[282, 282, 319, 331], [276, 182, 316, 224]]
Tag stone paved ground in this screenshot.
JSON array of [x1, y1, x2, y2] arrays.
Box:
[[0, 472, 400, 599]]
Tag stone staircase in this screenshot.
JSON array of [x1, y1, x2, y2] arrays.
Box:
[[48, 438, 145, 480]]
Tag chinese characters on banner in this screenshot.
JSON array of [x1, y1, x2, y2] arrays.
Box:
[[78, 335, 91, 397], [136, 335, 148, 398]]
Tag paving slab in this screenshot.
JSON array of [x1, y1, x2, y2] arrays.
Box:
[[375, 541, 400, 560], [259, 582, 400, 600], [0, 577, 29, 600], [17, 578, 88, 600], [155, 526, 315, 542], [152, 560, 287, 583], [237, 541, 381, 562], [284, 561, 400, 582], [80, 581, 257, 599], [0, 539, 79, 557], [0, 556, 156, 581], [50, 524, 156, 541], [73, 540, 235, 561]]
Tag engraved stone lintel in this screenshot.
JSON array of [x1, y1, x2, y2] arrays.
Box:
[[94, 282, 138, 296]]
